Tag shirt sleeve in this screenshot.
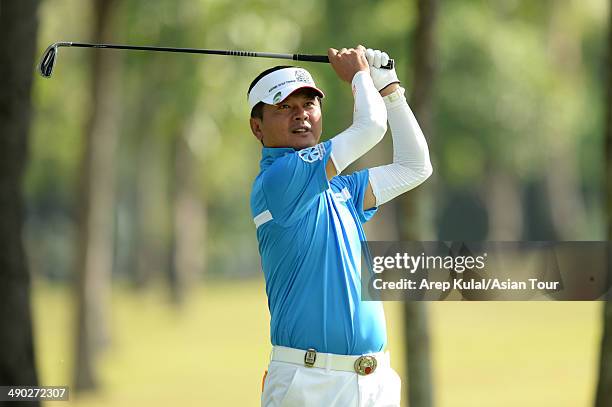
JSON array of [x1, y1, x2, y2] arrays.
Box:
[[262, 140, 332, 226], [332, 168, 378, 224]]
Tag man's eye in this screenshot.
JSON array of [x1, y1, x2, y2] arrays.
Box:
[[279, 104, 290, 109], [305, 101, 315, 107]]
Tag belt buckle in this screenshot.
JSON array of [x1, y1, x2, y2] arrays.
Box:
[[354, 355, 377, 375], [304, 348, 317, 367]]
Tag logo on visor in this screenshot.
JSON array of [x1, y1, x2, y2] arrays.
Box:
[[298, 144, 325, 163], [273, 91, 283, 104], [295, 69, 310, 83]]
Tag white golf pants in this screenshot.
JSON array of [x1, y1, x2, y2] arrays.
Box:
[[261, 348, 401, 407]]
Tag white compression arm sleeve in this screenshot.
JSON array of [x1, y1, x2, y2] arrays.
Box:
[[368, 86, 433, 206], [329, 71, 388, 173]]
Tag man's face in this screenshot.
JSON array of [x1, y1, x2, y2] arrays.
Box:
[[250, 89, 322, 150]]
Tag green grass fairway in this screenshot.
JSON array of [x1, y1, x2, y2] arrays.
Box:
[[33, 278, 601, 407]]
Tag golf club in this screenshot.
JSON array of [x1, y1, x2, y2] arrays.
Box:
[[39, 42, 395, 78]]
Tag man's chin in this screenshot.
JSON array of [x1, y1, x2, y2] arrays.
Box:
[[290, 134, 319, 150]]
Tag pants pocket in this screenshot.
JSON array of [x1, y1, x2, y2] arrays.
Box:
[[261, 362, 301, 407], [279, 369, 303, 406]]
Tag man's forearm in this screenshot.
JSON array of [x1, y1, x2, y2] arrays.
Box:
[[329, 72, 388, 174], [368, 86, 433, 206]]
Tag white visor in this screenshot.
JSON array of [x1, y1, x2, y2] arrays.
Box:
[[247, 67, 325, 110]]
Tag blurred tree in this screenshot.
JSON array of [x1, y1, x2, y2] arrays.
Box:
[[155, 7, 208, 303], [543, 0, 590, 239], [167, 131, 207, 304], [323, 0, 353, 134], [0, 0, 41, 403], [400, 0, 437, 406], [114, 55, 159, 288], [594, 1, 612, 405], [73, 0, 121, 391], [483, 166, 523, 239], [25, 0, 91, 283], [113, 0, 209, 291]]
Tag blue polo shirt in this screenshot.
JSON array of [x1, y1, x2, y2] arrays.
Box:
[[250, 139, 387, 355]]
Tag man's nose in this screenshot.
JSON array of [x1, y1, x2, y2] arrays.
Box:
[[293, 107, 309, 120]]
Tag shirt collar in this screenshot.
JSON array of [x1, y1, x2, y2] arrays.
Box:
[[260, 146, 296, 170]]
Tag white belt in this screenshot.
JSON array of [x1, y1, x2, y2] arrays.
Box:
[[270, 346, 389, 375]]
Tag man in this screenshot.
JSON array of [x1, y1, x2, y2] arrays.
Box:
[[248, 45, 432, 407]]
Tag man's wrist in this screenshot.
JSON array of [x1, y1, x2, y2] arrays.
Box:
[[382, 86, 406, 107], [379, 82, 400, 97]]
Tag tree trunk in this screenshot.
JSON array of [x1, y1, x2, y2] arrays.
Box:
[[133, 137, 158, 288], [399, 1, 438, 406], [483, 165, 523, 240], [594, 1, 612, 405], [73, 0, 121, 391], [167, 133, 207, 304], [0, 2, 40, 405]]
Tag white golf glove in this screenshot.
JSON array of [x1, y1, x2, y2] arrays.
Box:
[[365, 48, 400, 92]]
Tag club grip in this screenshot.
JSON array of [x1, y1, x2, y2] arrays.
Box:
[[295, 54, 394, 70]]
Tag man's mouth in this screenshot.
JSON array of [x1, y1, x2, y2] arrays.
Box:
[[291, 125, 311, 134]]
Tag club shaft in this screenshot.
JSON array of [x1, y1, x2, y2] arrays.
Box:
[[64, 42, 327, 63], [58, 42, 393, 68]]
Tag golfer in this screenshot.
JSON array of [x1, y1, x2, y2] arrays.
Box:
[[248, 45, 432, 407]]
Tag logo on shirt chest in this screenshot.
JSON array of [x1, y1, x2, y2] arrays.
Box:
[[298, 144, 325, 163]]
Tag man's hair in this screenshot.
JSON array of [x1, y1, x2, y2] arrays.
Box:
[[248, 65, 322, 120]]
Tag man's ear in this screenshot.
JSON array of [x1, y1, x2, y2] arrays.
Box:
[[249, 117, 264, 144]]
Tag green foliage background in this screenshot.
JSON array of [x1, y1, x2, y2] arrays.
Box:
[[28, 0, 607, 280]]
